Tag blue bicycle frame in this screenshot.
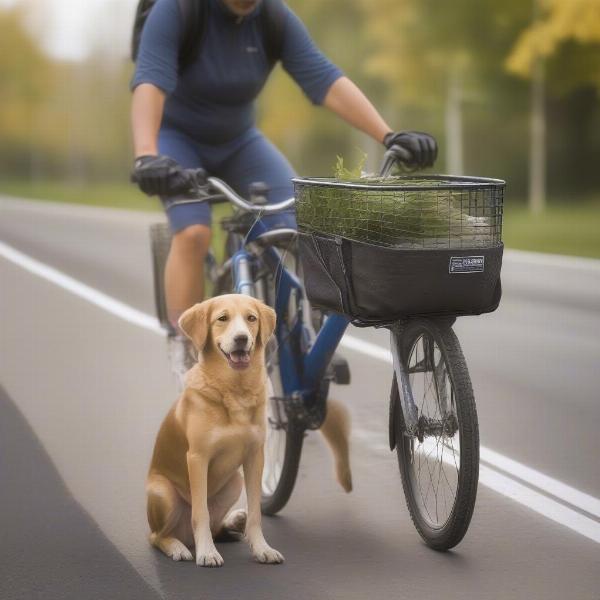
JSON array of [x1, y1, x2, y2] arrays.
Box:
[[229, 217, 350, 408]]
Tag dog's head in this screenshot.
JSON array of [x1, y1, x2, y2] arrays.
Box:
[[178, 294, 276, 371]]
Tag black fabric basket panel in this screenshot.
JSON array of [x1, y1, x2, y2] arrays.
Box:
[[298, 233, 503, 322]]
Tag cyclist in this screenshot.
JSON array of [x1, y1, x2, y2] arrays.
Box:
[[130, 0, 437, 377]]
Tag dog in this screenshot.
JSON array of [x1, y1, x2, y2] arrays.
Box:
[[146, 294, 352, 567]]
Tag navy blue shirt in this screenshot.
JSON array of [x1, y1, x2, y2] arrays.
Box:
[[132, 0, 343, 144]]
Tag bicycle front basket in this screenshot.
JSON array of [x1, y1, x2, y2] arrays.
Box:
[[293, 175, 505, 324]]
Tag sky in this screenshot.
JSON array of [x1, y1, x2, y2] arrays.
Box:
[[0, 0, 138, 60]]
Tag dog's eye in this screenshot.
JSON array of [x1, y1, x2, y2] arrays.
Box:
[[217, 315, 228, 322], [247, 314, 257, 322]]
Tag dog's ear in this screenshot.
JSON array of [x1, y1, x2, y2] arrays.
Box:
[[178, 300, 211, 352], [256, 302, 276, 347]]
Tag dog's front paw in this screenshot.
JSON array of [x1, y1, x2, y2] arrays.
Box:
[[196, 547, 224, 568], [170, 541, 193, 562], [252, 544, 284, 564]]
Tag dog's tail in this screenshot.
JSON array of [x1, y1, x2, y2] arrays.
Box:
[[320, 398, 352, 493]]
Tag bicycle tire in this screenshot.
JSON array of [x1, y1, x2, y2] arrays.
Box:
[[258, 252, 305, 516], [259, 329, 305, 515], [390, 318, 479, 551], [150, 223, 174, 335], [261, 422, 304, 516]]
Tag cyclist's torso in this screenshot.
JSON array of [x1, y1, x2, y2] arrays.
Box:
[[132, 0, 343, 145]]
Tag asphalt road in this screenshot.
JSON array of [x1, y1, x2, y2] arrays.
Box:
[[1, 196, 599, 600]]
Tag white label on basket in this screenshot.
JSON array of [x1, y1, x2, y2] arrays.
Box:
[[449, 256, 485, 274]]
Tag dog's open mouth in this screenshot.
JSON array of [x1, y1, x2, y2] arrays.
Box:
[[221, 348, 251, 370]]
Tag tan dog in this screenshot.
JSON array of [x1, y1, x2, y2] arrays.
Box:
[[146, 293, 351, 567]]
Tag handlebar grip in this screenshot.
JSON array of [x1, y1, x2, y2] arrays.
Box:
[[379, 145, 415, 177], [183, 167, 208, 187]]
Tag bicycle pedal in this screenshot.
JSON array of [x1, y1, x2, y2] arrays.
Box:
[[329, 354, 351, 385]]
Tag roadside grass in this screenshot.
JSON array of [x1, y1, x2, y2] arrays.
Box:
[[0, 180, 161, 212], [503, 200, 600, 259], [1, 180, 599, 259]]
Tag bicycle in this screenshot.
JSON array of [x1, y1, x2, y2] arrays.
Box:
[[148, 151, 504, 551]]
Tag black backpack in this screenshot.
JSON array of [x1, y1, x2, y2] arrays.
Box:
[[131, 0, 285, 70]]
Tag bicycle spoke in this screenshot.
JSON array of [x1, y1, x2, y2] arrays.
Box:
[[262, 394, 286, 496], [406, 333, 461, 529]]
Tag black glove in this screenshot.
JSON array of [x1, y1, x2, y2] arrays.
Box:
[[383, 131, 438, 169], [131, 155, 191, 196]]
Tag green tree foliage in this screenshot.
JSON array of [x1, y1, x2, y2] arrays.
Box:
[[507, 0, 600, 91], [0, 0, 598, 203], [0, 7, 54, 175]]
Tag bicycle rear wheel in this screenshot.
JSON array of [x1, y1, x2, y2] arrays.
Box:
[[261, 354, 304, 516], [258, 250, 305, 516], [390, 319, 479, 551]]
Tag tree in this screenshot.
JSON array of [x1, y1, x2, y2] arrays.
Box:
[[0, 7, 54, 178], [507, 0, 600, 82], [506, 0, 600, 213], [357, 0, 531, 175]]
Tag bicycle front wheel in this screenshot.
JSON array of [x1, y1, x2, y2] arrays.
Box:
[[390, 319, 479, 551]]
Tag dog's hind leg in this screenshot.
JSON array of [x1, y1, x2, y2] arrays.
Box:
[[209, 470, 244, 539], [147, 473, 193, 561], [320, 398, 353, 492]]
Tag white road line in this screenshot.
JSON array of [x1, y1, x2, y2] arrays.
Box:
[[478, 464, 600, 544], [504, 248, 600, 272], [355, 428, 600, 544], [2, 239, 599, 543], [0, 240, 163, 335], [480, 446, 600, 520], [339, 335, 393, 363]]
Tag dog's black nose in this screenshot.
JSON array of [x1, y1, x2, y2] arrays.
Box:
[[234, 334, 249, 347]]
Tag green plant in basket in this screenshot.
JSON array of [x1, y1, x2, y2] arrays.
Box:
[[297, 155, 491, 247], [333, 153, 367, 180]]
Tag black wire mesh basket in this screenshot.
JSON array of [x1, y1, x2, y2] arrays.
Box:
[[293, 175, 505, 324], [295, 175, 504, 249]]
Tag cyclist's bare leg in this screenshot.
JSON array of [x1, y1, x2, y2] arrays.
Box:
[[164, 224, 211, 386], [165, 224, 212, 330]]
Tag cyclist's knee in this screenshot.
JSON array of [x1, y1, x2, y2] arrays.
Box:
[[172, 224, 211, 256]]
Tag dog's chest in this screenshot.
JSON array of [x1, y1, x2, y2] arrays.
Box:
[[207, 420, 263, 484], [221, 390, 261, 414], [214, 417, 262, 451]]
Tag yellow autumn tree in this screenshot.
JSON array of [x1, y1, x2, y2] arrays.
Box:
[[506, 0, 600, 213], [507, 0, 600, 84], [0, 7, 53, 171]]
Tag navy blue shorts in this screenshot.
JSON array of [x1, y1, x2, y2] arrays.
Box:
[[158, 127, 297, 233]]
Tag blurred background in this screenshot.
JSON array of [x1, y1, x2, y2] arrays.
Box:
[[1, 0, 599, 257]]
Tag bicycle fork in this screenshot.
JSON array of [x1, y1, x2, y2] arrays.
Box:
[[390, 327, 420, 442], [389, 321, 458, 449]]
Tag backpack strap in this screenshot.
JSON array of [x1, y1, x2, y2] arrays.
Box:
[[260, 0, 286, 67], [131, 0, 157, 61], [177, 0, 208, 70]]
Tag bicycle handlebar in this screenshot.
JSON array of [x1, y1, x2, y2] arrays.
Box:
[[158, 148, 413, 213], [207, 177, 296, 214], [159, 169, 295, 214]]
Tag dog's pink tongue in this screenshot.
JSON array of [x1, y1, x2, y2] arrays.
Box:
[[231, 352, 250, 364]]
